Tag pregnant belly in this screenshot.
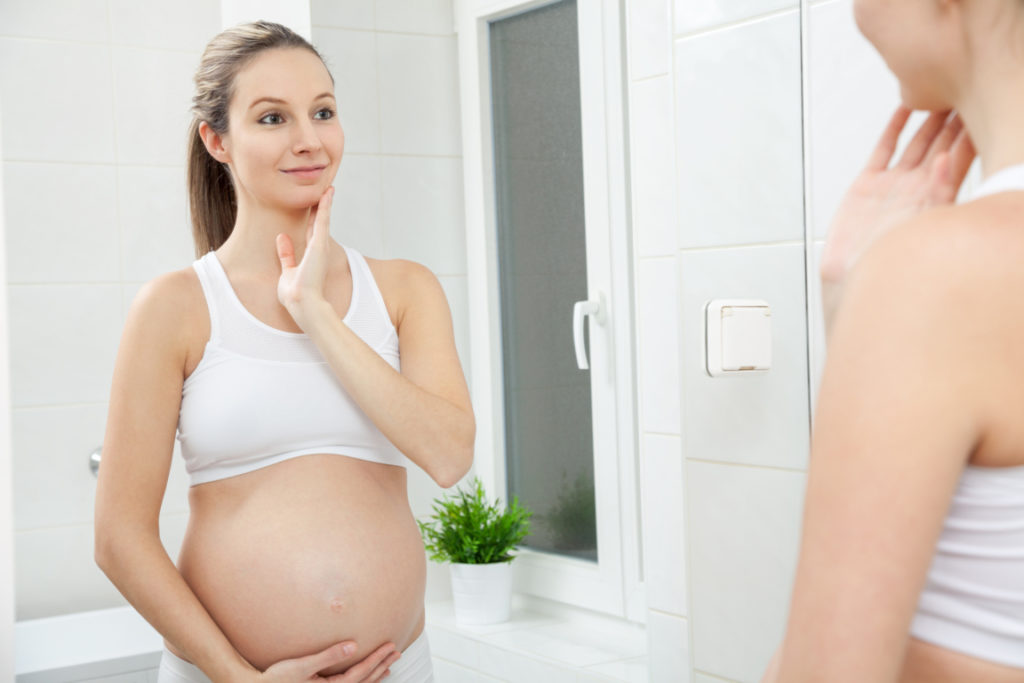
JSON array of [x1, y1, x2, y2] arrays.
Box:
[[176, 455, 426, 674]]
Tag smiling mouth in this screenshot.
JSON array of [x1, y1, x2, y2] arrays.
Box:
[[282, 165, 326, 174]]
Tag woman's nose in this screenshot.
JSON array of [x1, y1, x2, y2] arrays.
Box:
[[292, 120, 322, 154]]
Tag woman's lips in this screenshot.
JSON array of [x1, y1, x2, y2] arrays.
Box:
[[282, 165, 326, 180]]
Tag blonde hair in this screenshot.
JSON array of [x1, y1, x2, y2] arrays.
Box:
[[187, 21, 330, 256]]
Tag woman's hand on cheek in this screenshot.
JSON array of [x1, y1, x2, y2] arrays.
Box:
[[277, 186, 335, 330], [820, 106, 975, 334]]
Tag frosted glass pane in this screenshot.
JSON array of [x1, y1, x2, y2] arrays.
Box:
[[490, 0, 596, 561]]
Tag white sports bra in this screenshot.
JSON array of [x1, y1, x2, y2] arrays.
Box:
[[175, 246, 408, 486], [908, 162, 1024, 668]]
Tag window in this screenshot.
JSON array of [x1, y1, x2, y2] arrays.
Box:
[[457, 0, 641, 617]]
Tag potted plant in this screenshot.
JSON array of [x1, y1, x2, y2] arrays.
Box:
[[418, 477, 532, 625]]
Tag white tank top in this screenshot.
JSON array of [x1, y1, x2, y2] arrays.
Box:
[[909, 163, 1024, 668], [175, 246, 409, 486]]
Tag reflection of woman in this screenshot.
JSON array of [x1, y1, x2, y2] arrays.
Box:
[[764, 1, 1024, 682], [94, 22, 473, 683]]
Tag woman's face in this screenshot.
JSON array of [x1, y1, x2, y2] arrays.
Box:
[[853, 0, 958, 110], [221, 47, 343, 211]]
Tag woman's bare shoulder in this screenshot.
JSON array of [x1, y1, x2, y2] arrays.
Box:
[[861, 194, 1024, 289], [361, 256, 443, 322], [124, 265, 208, 353]]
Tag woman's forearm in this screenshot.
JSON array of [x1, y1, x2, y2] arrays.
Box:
[[302, 298, 474, 487], [95, 529, 256, 683]]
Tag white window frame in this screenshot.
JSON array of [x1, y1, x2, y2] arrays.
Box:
[[455, 0, 644, 620]]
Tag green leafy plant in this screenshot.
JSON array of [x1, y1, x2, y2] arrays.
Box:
[[418, 477, 532, 564]]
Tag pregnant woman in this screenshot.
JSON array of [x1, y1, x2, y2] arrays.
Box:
[[764, 0, 1024, 681], [94, 22, 473, 683]]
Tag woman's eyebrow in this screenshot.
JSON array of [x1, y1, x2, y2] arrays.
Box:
[[248, 93, 335, 110]]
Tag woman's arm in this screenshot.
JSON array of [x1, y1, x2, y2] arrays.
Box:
[[95, 271, 261, 681], [95, 272, 399, 683], [278, 189, 475, 488], [775, 210, 991, 681]]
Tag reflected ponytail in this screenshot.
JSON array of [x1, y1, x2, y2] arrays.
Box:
[[187, 21, 329, 256]]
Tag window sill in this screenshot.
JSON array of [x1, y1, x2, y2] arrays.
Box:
[[425, 596, 648, 682]]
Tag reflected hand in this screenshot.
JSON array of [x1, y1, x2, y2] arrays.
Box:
[[820, 106, 976, 335], [258, 640, 400, 683], [276, 186, 335, 331]]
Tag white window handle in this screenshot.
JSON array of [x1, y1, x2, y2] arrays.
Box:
[[573, 294, 606, 370]]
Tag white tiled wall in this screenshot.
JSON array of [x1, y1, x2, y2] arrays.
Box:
[[0, 0, 215, 621], [2, 0, 467, 621]]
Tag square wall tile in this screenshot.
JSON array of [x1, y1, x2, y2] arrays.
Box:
[[647, 610, 689, 683], [311, 0, 375, 30], [675, 0, 797, 35], [12, 404, 107, 530], [8, 284, 122, 407], [376, 33, 461, 156], [628, 0, 671, 79], [640, 434, 686, 615], [15, 524, 126, 620], [313, 27, 381, 155], [380, 156, 466, 274], [807, 0, 899, 241], [112, 47, 197, 166], [678, 244, 810, 470], [674, 11, 803, 249], [109, 0, 219, 52], [637, 257, 681, 434], [4, 163, 119, 283], [119, 166, 195, 282], [375, 0, 454, 36], [687, 461, 805, 682], [0, 39, 115, 163], [331, 154, 384, 254], [630, 75, 676, 258], [0, 0, 108, 42]]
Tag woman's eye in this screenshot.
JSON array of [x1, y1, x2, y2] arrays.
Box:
[[314, 108, 335, 120], [258, 113, 284, 125]]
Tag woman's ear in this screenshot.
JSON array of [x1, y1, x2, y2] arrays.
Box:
[[198, 121, 230, 164]]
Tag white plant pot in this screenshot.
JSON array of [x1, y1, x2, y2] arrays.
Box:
[[449, 561, 513, 626]]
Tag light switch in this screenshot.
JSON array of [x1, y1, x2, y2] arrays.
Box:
[[705, 299, 771, 377]]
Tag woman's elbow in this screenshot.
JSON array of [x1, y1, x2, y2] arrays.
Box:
[[432, 422, 475, 488]]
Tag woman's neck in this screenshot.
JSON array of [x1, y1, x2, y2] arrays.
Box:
[[218, 199, 313, 275], [956, 55, 1024, 180]]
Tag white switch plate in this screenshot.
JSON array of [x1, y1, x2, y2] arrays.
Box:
[[705, 299, 772, 377]]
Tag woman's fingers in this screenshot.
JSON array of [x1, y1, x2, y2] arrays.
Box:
[[313, 186, 335, 246], [364, 651, 401, 682], [304, 642, 357, 676], [325, 642, 398, 682], [923, 112, 963, 166], [896, 108, 952, 169], [276, 233, 296, 270], [865, 105, 912, 171]]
